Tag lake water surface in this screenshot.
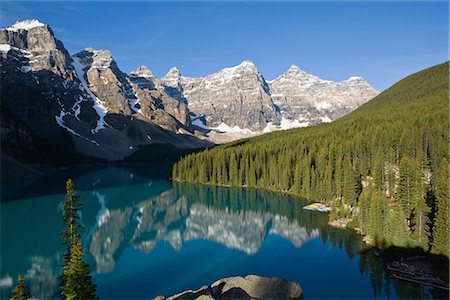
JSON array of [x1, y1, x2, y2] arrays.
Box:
[[0, 165, 444, 299]]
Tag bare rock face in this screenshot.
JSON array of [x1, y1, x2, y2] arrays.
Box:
[[156, 275, 304, 300], [161, 61, 378, 136], [160, 67, 188, 104], [0, 20, 76, 79], [129, 65, 191, 129], [73, 48, 191, 131], [268, 65, 379, 124], [0, 20, 209, 164], [0, 19, 82, 144], [1, 19, 379, 164], [75, 49, 132, 115], [161, 61, 280, 131]]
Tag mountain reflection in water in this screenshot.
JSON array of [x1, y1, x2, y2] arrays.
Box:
[[1, 165, 445, 299]]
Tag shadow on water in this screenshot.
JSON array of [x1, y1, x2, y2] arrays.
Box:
[[1, 163, 173, 201], [1, 167, 448, 299]]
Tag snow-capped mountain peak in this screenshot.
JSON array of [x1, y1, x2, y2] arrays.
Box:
[[288, 64, 301, 72], [269, 64, 379, 125], [6, 19, 45, 31], [130, 65, 155, 78], [225, 60, 258, 73], [166, 67, 181, 77], [238, 59, 257, 68], [346, 76, 365, 81], [0, 18, 379, 160]]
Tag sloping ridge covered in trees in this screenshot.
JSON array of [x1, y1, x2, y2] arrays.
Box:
[[172, 62, 449, 255]]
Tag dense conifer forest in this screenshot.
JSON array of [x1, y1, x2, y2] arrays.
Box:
[[173, 62, 449, 256]]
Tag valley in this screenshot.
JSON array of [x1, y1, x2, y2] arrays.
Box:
[[1, 19, 377, 175], [1, 2, 448, 299]]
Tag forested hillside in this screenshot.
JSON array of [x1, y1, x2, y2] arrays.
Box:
[[173, 62, 449, 255]]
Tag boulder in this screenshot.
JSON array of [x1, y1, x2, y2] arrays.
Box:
[[155, 275, 304, 300]]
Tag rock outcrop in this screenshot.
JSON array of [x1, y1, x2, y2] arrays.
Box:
[[161, 61, 378, 134], [161, 61, 280, 131], [0, 20, 209, 164], [155, 275, 304, 300], [268, 65, 379, 125], [73, 49, 191, 131], [1, 19, 378, 166]]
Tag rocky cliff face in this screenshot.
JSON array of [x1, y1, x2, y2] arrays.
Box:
[[160, 61, 378, 134], [162, 61, 280, 131], [268, 65, 379, 125], [0, 20, 207, 164], [73, 49, 191, 132], [1, 19, 379, 166]]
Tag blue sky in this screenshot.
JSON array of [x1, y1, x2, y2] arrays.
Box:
[[0, 1, 448, 91]]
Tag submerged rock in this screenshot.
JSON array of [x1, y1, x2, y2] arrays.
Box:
[[155, 275, 304, 299]]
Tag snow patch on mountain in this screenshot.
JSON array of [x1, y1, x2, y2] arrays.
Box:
[[191, 115, 256, 134], [321, 116, 332, 123], [191, 116, 210, 130], [213, 122, 255, 135], [55, 110, 101, 146], [0, 44, 21, 52], [6, 19, 45, 31], [20, 65, 32, 73], [72, 56, 108, 133], [263, 118, 309, 133], [315, 101, 332, 110]]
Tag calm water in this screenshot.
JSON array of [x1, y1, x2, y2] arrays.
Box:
[[0, 165, 444, 299]]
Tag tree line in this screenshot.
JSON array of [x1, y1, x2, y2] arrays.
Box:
[[173, 62, 449, 256]]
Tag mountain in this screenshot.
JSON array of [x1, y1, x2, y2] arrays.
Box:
[[1, 173, 323, 299], [173, 62, 449, 255], [0, 20, 209, 169], [268, 65, 379, 125], [0, 19, 378, 173], [161, 61, 378, 134], [162, 61, 280, 132]]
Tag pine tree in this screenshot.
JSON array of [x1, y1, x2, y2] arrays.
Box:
[[431, 160, 449, 256], [396, 156, 421, 222], [61, 179, 82, 247], [10, 275, 30, 300], [62, 239, 97, 300], [343, 162, 361, 206], [411, 195, 431, 250], [386, 206, 410, 247], [329, 202, 339, 221], [357, 188, 371, 235], [369, 189, 388, 246], [60, 179, 97, 300]]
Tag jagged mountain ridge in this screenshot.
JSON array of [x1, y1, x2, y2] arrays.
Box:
[[161, 60, 281, 132], [268, 65, 379, 124], [0, 19, 378, 165], [160, 61, 379, 132], [0, 20, 209, 163]]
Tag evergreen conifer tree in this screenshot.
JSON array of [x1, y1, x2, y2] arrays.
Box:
[[60, 179, 97, 300], [396, 156, 421, 223], [431, 160, 449, 256], [411, 195, 431, 250], [10, 275, 30, 300], [62, 239, 97, 300]]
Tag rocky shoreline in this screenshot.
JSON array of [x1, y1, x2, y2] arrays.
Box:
[[155, 275, 304, 300]]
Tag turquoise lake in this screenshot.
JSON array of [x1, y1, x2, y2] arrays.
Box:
[[0, 165, 445, 299]]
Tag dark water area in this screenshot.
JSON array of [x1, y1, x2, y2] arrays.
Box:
[[1, 165, 447, 299]]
